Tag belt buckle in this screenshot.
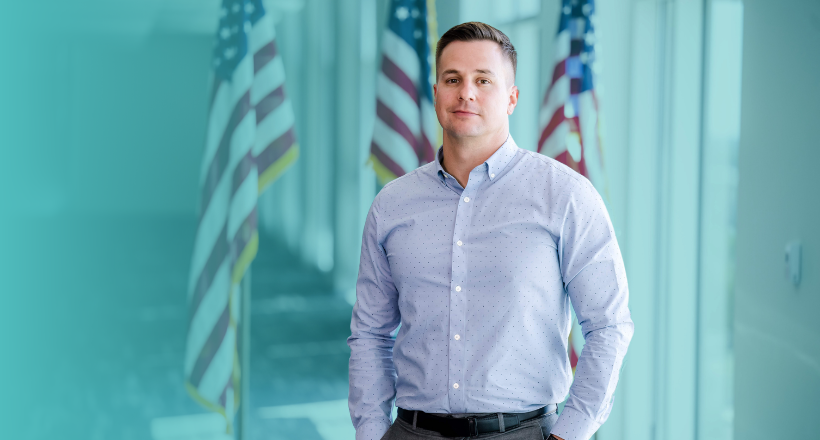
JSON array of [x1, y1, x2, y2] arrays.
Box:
[[466, 416, 479, 437]]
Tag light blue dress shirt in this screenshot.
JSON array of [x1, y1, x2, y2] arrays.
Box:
[[347, 136, 633, 440]]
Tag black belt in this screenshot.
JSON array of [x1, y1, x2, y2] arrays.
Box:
[[396, 406, 549, 437]]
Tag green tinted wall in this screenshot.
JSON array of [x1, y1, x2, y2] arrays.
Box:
[[734, 0, 820, 438]]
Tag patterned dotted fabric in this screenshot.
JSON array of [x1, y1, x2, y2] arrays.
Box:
[[348, 136, 633, 440]]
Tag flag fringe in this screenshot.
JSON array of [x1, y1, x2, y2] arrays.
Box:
[[258, 143, 299, 195], [185, 381, 235, 433], [369, 154, 398, 186]]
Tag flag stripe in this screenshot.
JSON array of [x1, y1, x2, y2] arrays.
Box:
[[253, 95, 294, 156], [189, 172, 231, 296], [229, 214, 258, 284], [185, 257, 230, 375], [189, 205, 256, 324], [189, 305, 231, 388], [377, 72, 420, 135], [227, 166, 258, 240], [540, 120, 570, 158], [373, 117, 419, 173], [420, 98, 437, 158], [196, 325, 237, 401], [231, 152, 256, 201], [372, 141, 406, 178], [419, 132, 435, 163], [259, 142, 299, 193], [551, 59, 567, 87], [255, 85, 286, 124], [231, 209, 259, 260], [542, 59, 566, 107], [377, 99, 417, 155], [249, 13, 275, 54], [200, 92, 252, 217], [229, 209, 258, 268], [189, 223, 229, 315], [382, 30, 420, 86], [381, 56, 418, 104], [201, 57, 254, 183], [253, 41, 278, 74], [539, 76, 569, 131], [251, 55, 285, 106], [223, 113, 257, 204], [189, 210, 256, 381], [257, 128, 296, 172], [538, 107, 566, 151]]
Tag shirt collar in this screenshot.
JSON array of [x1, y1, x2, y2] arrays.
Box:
[[435, 135, 518, 184]]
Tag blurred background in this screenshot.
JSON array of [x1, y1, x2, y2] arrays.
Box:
[[0, 0, 817, 439]]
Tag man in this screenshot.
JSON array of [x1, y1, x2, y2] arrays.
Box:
[[348, 22, 633, 440]]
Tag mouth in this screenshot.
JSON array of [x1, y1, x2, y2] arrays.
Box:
[[452, 110, 478, 116]]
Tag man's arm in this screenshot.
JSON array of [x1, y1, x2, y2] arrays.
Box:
[[549, 180, 634, 440], [347, 198, 401, 440]]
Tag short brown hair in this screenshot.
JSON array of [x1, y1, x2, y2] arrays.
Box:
[[435, 22, 517, 80]]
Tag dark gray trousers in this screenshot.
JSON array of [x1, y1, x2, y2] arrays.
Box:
[[379, 406, 559, 440]]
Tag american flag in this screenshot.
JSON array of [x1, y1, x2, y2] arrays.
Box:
[[369, 0, 438, 185], [184, 0, 298, 428], [538, 0, 606, 374], [539, 0, 606, 192]]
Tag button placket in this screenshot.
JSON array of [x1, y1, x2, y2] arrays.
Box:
[[447, 170, 484, 412]]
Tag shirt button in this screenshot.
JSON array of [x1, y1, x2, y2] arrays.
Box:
[[454, 334, 461, 340], [455, 286, 461, 292], [490, 173, 495, 178], [457, 240, 463, 246], [463, 197, 470, 202], [453, 383, 459, 389]]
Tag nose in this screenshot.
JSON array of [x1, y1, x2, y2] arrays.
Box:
[[457, 81, 476, 101]]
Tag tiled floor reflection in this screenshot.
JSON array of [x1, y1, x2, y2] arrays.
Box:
[[16, 216, 353, 440]]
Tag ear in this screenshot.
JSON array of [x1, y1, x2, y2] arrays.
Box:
[[507, 85, 519, 115], [433, 83, 437, 99]]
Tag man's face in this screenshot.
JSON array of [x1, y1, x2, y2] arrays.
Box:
[[434, 40, 518, 140]]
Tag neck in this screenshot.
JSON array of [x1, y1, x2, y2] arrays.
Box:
[[440, 126, 509, 188]]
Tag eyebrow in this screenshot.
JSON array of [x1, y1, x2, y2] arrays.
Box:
[[441, 68, 498, 77]]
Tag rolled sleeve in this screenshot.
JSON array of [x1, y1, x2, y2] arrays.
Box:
[[551, 179, 634, 440], [347, 196, 402, 440]]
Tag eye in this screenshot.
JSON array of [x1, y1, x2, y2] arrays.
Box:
[[446, 78, 458, 84], [478, 79, 490, 84]]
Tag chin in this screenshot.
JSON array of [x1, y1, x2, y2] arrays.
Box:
[[445, 122, 485, 138]]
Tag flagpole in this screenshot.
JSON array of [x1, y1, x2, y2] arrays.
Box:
[[239, 267, 251, 439]]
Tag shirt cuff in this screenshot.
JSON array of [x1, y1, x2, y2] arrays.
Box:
[[549, 405, 602, 440], [355, 420, 392, 440]]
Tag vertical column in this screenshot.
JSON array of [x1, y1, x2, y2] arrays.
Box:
[[621, 1, 703, 439], [334, 0, 368, 302], [664, 1, 703, 439], [622, 2, 661, 440], [301, 0, 337, 273], [697, 2, 743, 439]]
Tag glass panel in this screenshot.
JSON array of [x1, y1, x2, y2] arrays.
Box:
[[697, 1, 744, 439]]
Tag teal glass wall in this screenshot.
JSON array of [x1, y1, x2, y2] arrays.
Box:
[[1, 1, 817, 440]]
